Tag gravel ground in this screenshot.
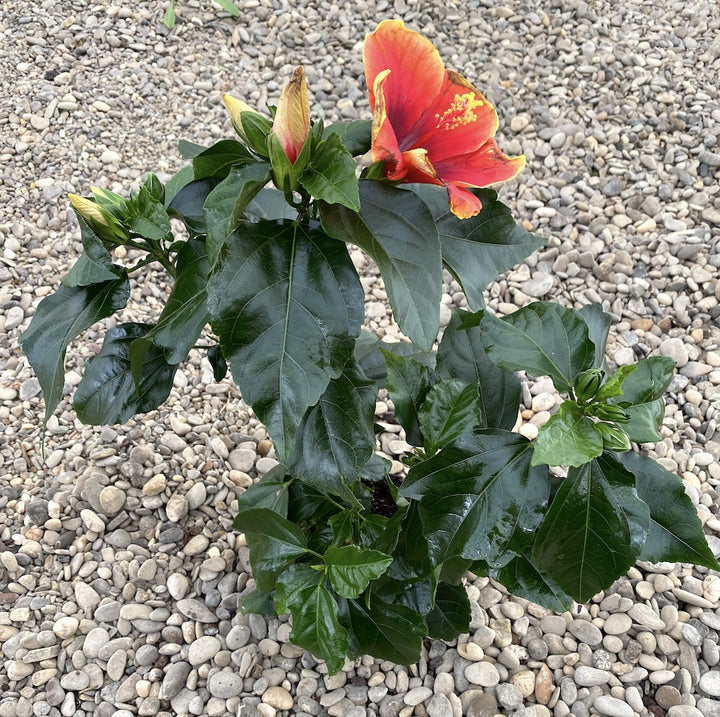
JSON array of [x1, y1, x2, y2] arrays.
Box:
[[2, 1, 720, 716]]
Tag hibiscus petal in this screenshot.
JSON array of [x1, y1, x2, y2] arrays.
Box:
[[445, 183, 484, 219], [272, 67, 310, 165], [371, 70, 407, 180], [363, 20, 445, 142], [413, 71, 500, 158], [435, 138, 526, 188], [400, 148, 442, 186]]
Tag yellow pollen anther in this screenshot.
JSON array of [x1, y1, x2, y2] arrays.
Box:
[[434, 93, 484, 131]]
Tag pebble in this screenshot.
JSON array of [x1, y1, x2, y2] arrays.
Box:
[[593, 695, 634, 717], [465, 662, 500, 686], [262, 686, 294, 710]]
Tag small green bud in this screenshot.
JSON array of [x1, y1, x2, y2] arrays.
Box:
[[573, 368, 605, 402], [591, 403, 630, 423], [596, 422, 631, 451]]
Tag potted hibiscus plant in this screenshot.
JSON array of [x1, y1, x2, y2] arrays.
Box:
[[21, 20, 719, 673]]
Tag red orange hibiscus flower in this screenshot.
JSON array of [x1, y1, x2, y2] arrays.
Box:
[[363, 20, 525, 219]]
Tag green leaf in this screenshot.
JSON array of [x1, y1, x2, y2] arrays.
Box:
[[491, 554, 573, 612], [234, 465, 289, 519], [614, 450, 720, 570], [355, 332, 435, 390], [168, 177, 221, 234], [233, 508, 308, 592], [72, 323, 177, 425], [323, 120, 372, 156], [532, 454, 650, 602], [138, 238, 210, 364], [419, 379, 482, 453], [290, 581, 348, 675], [62, 218, 123, 287], [288, 361, 377, 498], [359, 510, 404, 556], [19, 277, 130, 423], [437, 309, 521, 431], [410, 185, 544, 310], [323, 545, 392, 599], [342, 595, 425, 665], [402, 430, 551, 567], [207, 220, 364, 459], [609, 356, 675, 443], [300, 133, 360, 211], [126, 185, 172, 241], [239, 589, 276, 616], [425, 582, 471, 641], [382, 351, 435, 446], [321, 180, 442, 351], [207, 344, 228, 382], [329, 510, 355, 547], [596, 365, 638, 400], [245, 187, 298, 221], [203, 163, 271, 267], [215, 0, 240, 16], [532, 401, 604, 467], [193, 139, 255, 179], [274, 564, 323, 614], [579, 303, 612, 368], [164, 166, 195, 206], [480, 303, 596, 392], [386, 503, 432, 581], [163, 1, 176, 29], [178, 139, 207, 159]]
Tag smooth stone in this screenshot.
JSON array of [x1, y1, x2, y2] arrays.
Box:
[[175, 599, 217, 622], [188, 636, 221, 665], [573, 666, 611, 686], [426, 693, 452, 717], [495, 683, 523, 710], [465, 662, 499, 687], [568, 619, 603, 646], [99, 486, 125, 515], [166, 574, 190, 601], [603, 613, 632, 635], [593, 695, 634, 717], [207, 670, 243, 698], [262, 686, 294, 710], [404, 686, 432, 706], [159, 661, 192, 700], [700, 671, 720, 697]]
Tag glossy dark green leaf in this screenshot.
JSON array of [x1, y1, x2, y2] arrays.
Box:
[[178, 139, 207, 159], [425, 582, 471, 641], [164, 166, 195, 206], [386, 503, 432, 580], [323, 120, 372, 156], [321, 180, 441, 351], [419, 378, 482, 453], [207, 344, 228, 382], [192, 139, 254, 179], [342, 595, 425, 665], [168, 177, 221, 234], [73, 323, 177, 425], [273, 563, 323, 615], [233, 508, 309, 592], [234, 464, 289, 519], [245, 187, 298, 221], [614, 450, 720, 569], [300, 132, 360, 211], [207, 220, 364, 459], [491, 554, 573, 612], [141, 238, 210, 364], [323, 545, 392, 599], [402, 430, 551, 567], [609, 356, 675, 443], [358, 510, 405, 556], [579, 303, 612, 369], [240, 589, 277, 616], [382, 351, 435, 446], [203, 162, 271, 267], [329, 510, 355, 546], [440, 557, 475, 585], [288, 481, 339, 524], [437, 309, 521, 431], [532, 454, 650, 602], [291, 581, 348, 675], [355, 332, 435, 390], [410, 185, 544, 311], [373, 577, 434, 615], [288, 361, 376, 498], [480, 303, 596, 392], [532, 401, 604, 467], [62, 218, 123, 287], [19, 276, 130, 423]]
